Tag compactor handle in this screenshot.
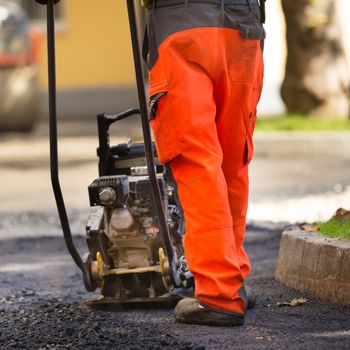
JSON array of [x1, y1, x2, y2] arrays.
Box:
[[126, 0, 182, 288], [34, 0, 94, 291]]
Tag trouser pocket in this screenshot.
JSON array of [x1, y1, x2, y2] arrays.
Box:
[[243, 83, 261, 165], [149, 90, 182, 164], [244, 111, 257, 165]]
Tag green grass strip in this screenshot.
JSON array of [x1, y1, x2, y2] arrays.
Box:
[[318, 219, 350, 240], [256, 115, 350, 132]]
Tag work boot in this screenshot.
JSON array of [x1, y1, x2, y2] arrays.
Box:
[[175, 298, 245, 326]]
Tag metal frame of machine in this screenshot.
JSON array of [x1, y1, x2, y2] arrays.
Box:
[[36, 0, 193, 307]]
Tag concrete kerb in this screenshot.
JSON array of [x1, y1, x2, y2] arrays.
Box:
[[275, 226, 350, 305]]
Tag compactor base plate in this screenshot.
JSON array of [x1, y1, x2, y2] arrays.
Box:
[[85, 296, 181, 311]]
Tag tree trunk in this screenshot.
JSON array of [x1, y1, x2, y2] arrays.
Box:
[[281, 0, 350, 118]]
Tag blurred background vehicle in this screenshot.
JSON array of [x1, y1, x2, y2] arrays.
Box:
[[0, 0, 41, 132]]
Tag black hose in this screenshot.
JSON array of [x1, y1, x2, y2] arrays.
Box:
[[126, 0, 181, 287]]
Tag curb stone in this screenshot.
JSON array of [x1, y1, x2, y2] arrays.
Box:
[[275, 226, 350, 305]]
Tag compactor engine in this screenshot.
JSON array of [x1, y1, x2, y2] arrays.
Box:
[[85, 140, 186, 301]]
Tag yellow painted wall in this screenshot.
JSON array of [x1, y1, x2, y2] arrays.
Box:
[[39, 0, 136, 89]]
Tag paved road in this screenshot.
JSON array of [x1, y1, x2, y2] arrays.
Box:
[[0, 123, 349, 349], [0, 220, 349, 350], [1, 121, 350, 223]]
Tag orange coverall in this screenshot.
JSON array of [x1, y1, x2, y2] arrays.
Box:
[[146, 0, 265, 315]]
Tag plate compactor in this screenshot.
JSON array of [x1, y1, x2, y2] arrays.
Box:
[[36, 0, 193, 308]]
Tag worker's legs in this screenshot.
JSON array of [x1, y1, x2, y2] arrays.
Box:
[[149, 28, 264, 315], [147, 3, 264, 317], [169, 136, 246, 315]]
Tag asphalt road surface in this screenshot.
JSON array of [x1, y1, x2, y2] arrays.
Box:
[[0, 219, 349, 349], [0, 122, 349, 349]]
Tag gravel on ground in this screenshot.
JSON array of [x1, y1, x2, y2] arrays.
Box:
[[0, 214, 349, 349]]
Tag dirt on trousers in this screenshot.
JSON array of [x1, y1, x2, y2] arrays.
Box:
[[0, 213, 349, 350]]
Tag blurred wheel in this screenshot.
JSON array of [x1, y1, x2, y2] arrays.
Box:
[[0, 1, 41, 132], [0, 65, 40, 132]]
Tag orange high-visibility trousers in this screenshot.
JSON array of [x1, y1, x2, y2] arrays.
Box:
[[148, 3, 264, 315]]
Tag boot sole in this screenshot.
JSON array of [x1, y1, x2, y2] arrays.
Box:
[[175, 315, 245, 327]]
